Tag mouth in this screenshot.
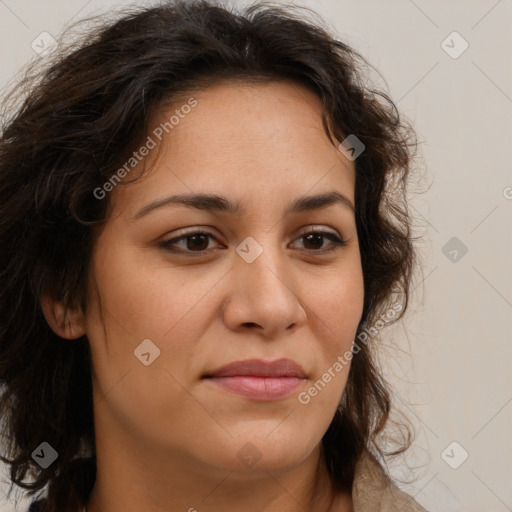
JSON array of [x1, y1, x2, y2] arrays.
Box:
[[202, 358, 307, 401]]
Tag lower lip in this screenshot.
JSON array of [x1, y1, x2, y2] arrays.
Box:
[[205, 376, 304, 400]]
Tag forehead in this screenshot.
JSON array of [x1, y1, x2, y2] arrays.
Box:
[[110, 80, 355, 217], [150, 79, 331, 148]]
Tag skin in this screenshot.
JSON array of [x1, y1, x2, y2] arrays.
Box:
[[42, 80, 364, 512]]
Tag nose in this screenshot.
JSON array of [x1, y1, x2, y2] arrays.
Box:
[[222, 242, 307, 339]]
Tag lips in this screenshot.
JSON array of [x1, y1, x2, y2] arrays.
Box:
[[203, 358, 307, 378], [203, 359, 307, 401]]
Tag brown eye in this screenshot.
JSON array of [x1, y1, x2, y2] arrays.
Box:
[[182, 233, 210, 251], [159, 231, 219, 256], [159, 228, 347, 257], [291, 230, 347, 253]]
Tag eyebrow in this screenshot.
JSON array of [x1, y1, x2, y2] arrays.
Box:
[[132, 191, 354, 220]]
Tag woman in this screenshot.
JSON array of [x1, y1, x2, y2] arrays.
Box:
[[0, 1, 427, 511]]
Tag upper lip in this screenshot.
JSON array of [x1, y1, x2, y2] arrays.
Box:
[[204, 358, 307, 378]]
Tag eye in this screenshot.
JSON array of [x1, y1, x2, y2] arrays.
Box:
[[291, 229, 347, 253], [159, 231, 218, 257], [159, 228, 347, 257]]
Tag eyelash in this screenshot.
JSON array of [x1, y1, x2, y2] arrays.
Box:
[[159, 228, 348, 257]]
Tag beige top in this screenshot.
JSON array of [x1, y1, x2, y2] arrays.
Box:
[[352, 450, 430, 511]]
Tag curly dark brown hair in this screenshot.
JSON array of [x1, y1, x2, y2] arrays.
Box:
[[0, 1, 421, 510]]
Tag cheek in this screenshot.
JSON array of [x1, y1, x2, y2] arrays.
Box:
[[84, 240, 219, 386], [84, 246, 207, 446], [302, 262, 364, 410], [334, 274, 364, 339], [88, 239, 193, 339], [295, 270, 363, 427], [311, 264, 364, 347]]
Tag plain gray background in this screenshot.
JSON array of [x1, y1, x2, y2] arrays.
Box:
[[1, 1, 511, 511]]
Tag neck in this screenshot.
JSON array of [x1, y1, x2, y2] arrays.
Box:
[[85, 438, 352, 512]]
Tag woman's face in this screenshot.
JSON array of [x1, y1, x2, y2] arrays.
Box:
[[82, 80, 364, 476]]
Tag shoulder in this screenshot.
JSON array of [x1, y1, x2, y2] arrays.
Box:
[[352, 450, 431, 512], [28, 498, 46, 512]]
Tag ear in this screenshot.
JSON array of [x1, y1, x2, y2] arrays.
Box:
[[40, 289, 86, 340]]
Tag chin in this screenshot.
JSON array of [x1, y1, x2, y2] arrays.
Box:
[[199, 433, 317, 476]]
